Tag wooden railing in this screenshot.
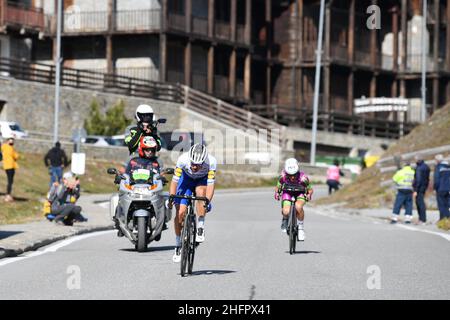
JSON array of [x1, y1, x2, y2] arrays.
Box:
[[115, 9, 160, 31], [215, 20, 230, 40], [2, 1, 44, 29], [0, 57, 182, 103], [236, 24, 246, 43], [247, 104, 417, 140], [167, 13, 185, 31], [183, 86, 284, 145], [192, 16, 208, 36]]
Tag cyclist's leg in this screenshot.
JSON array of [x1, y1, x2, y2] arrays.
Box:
[[173, 173, 194, 243], [194, 182, 208, 242], [195, 184, 207, 218], [281, 192, 292, 217], [294, 198, 307, 221]]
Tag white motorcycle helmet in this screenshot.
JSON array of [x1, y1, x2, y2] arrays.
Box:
[[284, 158, 299, 175], [135, 104, 154, 123]]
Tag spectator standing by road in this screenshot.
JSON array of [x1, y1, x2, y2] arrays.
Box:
[[44, 142, 69, 186], [391, 162, 415, 224], [412, 155, 430, 224], [434, 156, 450, 220], [1, 136, 19, 202], [326, 159, 344, 195]]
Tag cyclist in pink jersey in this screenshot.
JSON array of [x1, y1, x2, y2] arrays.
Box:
[[274, 158, 314, 241]]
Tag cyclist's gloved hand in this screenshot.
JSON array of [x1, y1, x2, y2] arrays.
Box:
[[206, 203, 212, 213], [166, 196, 174, 209], [274, 192, 280, 201]]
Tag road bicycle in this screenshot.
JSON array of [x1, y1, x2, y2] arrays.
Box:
[[169, 194, 210, 277], [280, 184, 306, 255]]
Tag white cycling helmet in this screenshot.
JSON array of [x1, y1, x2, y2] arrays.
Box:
[[284, 158, 299, 175], [189, 144, 208, 164], [135, 104, 154, 123]]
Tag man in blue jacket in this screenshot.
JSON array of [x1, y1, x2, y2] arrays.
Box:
[[413, 155, 430, 224], [434, 156, 450, 220]]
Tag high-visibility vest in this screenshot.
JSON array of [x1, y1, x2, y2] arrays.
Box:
[[392, 166, 415, 190]]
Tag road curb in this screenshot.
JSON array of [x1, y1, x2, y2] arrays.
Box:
[[0, 225, 114, 260]]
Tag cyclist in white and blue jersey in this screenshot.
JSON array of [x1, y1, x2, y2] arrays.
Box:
[[168, 144, 217, 263]]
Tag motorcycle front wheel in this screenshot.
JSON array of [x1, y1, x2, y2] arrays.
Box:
[[136, 216, 148, 252]]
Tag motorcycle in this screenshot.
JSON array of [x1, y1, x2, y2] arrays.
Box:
[[107, 166, 174, 252]]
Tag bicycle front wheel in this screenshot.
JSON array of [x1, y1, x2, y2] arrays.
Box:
[[187, 215, 196, 274], [289, 205, 297, 255], [180, 213, 191, 277]]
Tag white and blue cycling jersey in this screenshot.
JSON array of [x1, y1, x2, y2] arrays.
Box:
[[172, 152, 217, 185]]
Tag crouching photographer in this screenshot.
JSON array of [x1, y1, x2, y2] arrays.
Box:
[[48, 172, 87, 226]]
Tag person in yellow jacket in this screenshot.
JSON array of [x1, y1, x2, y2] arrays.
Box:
[[1, 136, 19, 202], [391, 162, 415, 224]]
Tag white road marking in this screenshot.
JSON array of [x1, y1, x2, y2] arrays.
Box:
[[0, 230, 115, 267], [395, 224, 450, 242]]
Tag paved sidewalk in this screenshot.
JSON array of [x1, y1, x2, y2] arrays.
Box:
[[0, 194, 114, 259]]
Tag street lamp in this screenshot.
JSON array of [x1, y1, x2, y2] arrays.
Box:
[[53, 0, 62, 143], [310, 0, 326, 165]]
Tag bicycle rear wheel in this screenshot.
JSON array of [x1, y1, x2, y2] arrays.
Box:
[[187, 214, 196, 274], [180, 212, 190, 277]]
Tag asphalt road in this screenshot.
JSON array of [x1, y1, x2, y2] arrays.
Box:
[[0, 188, 449, 300]]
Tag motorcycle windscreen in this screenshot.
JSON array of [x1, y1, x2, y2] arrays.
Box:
[[132, 168, 152, 183]]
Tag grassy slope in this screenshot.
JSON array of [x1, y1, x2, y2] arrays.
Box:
[[0, 153, 120, 225], [317, 103, 450, 208]]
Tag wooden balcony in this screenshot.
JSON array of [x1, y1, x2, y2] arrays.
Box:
[[192, 16, 208, 36], [192, 72, 207, 92], [214, 20, 230, 41], [214, 74, 229, 97], [1, 1, 45, 30], [167, 12, 185, 32], [46, 9, 162, 35]]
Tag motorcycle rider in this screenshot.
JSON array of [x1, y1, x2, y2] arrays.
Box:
[[125, 104, 162, 155], [275, 158, 314, 241], [168, 144, 216, 263], [124, 136, 170, 230], [125, 136, 163, 175]]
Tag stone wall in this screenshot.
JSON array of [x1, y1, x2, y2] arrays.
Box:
[[0, 77, 181, 135]]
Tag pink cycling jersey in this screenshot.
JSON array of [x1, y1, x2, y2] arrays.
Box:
[[277, 170, 312, 201]]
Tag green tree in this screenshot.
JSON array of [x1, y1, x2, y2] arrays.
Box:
[[83, 98, 131, 136], [84, 98, 105, 135], [104, 99, 131, 136]]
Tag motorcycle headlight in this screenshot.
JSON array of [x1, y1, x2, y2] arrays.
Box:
[[133, 186, 152, 195]]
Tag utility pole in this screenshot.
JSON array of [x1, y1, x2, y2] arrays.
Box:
[[53, 0, 62, 143], [310, 0, 326, 165], [421, 0, 427, 122], [291, 0, 299, 109]]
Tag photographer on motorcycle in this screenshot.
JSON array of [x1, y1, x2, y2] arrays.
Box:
[[123, 136, 170, 230], [125, 104, 162, 155]]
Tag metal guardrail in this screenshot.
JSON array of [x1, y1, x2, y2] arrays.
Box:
[[377, 145, 450, 173]]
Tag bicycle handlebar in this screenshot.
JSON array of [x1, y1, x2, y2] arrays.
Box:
[[281, 184, 306, 194], [169, 194, 210, 206]]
